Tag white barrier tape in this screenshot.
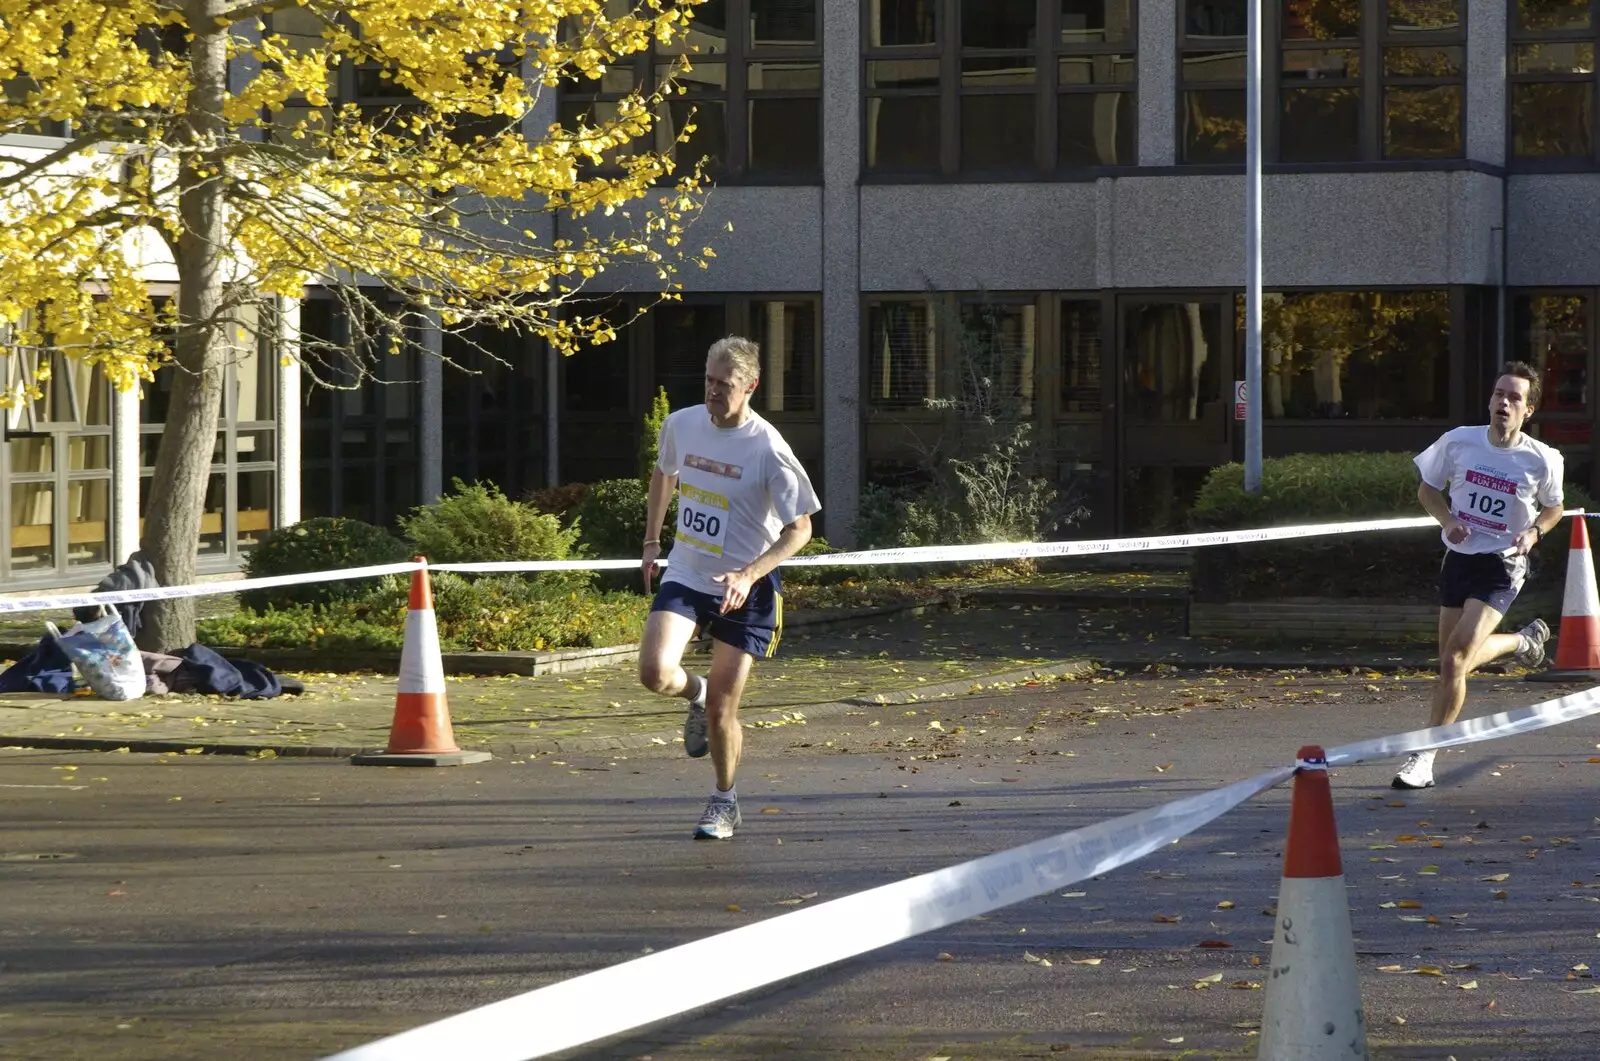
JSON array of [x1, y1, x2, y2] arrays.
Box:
[[322, 763, 1295, 1061], [1326, 682, 1600, 768], [0, 561, 424, 617], [431, 559, 660, 574]]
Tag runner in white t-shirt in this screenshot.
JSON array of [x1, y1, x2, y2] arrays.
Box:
[[1394, 362, 1565, 790], [637, 336, 820, 839]]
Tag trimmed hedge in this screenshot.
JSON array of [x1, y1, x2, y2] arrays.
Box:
[[241, 517, 411, 611], [1190, 452, 1594, 602]]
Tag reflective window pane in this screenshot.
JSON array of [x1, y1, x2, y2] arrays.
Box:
[[564, 302, 631, 414], [68, 435, 110, 471], [1384, 85, 1462, 158], [658, 0, 727, 54], [746, 59, 821, 90], [961, 0, 1036, 49], [1385, 46, 1463, 77], [1280, 87, 1361, 162], [1186, 0, 1248, 38], [1511, 82, 1594, 158], [1513, 294, 1590, 443], [867, 58, 940, 89], [1182, 89, 1246, 162], [199, 473, 227, 556], [751, 300, 817, 414], [872, 0, 938, 47], [1255, 291, 1449, 419], [1512, 42, 1596, 74], [868, 300, 937, 410], [962, 56, 1037, 87], [10, 482, 53, 570], [238, 470, 275, 552], [1059, 91, 1134, 165], [1059, 54, 1136, 85], [865, 95, 941, 170], [750, 0, 817, 46], [1516, 0, 1592, 31], [1060, 300, 1103, 414], [961, 93, 1036, 171], [749, 97, 820, 172], [1123, 303, 1222, 423], [958, 302, 1037, 416], [1062, 0, 1133, 44], [1281, 48, 1361, 79], [657, 97, 727, 172], [9, 436, 52, 473], [1388, 0, 1461, 31], [66, 478, 109, 566], [653, 302, 727, 411], [1183, 49, 1247, 81], [1283, 0, 1361, 40]]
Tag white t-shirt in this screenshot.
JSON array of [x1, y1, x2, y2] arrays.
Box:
[[1414, 426, 1563, 555], [657, 406, 821, 595]]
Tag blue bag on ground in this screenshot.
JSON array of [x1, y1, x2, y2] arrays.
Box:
[[51, 614, 146, 701]]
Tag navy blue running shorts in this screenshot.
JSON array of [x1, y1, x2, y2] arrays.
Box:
[[1438, 549, 1526, 615], [651, 571, 783, 659]]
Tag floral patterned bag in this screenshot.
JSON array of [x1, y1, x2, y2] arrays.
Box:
[[47, 612, 145, 701]]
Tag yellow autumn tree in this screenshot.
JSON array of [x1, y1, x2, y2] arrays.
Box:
[[0, 0, 713, 648]]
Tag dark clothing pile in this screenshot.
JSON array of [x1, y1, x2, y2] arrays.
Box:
[[0, 638, 302, 699], [73, 552, 160, 640]]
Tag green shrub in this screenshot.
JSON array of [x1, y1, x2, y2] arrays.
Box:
[[852, 482, 950, 550], [526, 482, 591, 524], [402, 478, 583, 566], [1190, 452, 1595, 602], [640, 386, 670, 478], [576, 477, 675, 561], [202, 574, 649, 654], [241, 517, 411, 612]]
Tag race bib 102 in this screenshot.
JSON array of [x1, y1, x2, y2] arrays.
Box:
[[678, 482, 730, 557]]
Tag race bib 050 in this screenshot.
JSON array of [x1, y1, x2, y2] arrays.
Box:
[[678, 482, 730, 557]]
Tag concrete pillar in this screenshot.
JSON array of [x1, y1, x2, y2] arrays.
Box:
[[274, 295, 301, 527], [1138, 0, 1178, 167], [1466, 0, 1508, 168], [418, 309, 444, 504], [821, 0, 862, 545], [112, 384, 140, 562]]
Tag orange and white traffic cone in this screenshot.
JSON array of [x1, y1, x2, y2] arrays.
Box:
[[1257, 746, 1368, 1060], [1529, 514, 1600, 682], [353, 560, 490, 767]]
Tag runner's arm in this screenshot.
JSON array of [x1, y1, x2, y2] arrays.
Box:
[[741, 513, 813, 583], [1418, 481, 1470, 545], [1514, 503, 1566, 555], [645, 467, 678, 544]]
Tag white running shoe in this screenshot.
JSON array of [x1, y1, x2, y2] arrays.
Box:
[[694, 796, 740, 840], [1513, 618, 1551, 668], [1392, 750, 1436, 790], [683, 676, 709, 759]]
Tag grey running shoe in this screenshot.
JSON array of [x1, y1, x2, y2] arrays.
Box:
[[1513, 618, 1551, 668], [694, 796, 740, 840], [683, 676, 709, 758], [1392, 750, 1436, 790]]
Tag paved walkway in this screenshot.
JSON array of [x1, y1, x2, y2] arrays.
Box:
[[0, 606, 1441, 758]]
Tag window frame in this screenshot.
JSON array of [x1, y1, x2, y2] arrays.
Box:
[[1509, 287, 1595, 449], [862, 0, 1140, 180], [559, 0, 822, 185], [1177, 0, 1467, 165], [1506, 0, 1600, 169]]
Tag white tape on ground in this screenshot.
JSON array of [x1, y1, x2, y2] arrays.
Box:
[[1326, 682, 1600, 767], [321, 764, 1295, 1061]]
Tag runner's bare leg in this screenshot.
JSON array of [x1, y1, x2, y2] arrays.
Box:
[[1430, 599, 1522, 727], [706, 639, 754, 792], [638, 611, 700, 697]]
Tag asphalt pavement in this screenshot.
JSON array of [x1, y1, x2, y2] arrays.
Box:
[[3, 668, 1598, 1061]]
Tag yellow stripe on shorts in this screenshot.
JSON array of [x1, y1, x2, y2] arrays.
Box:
[[766, 591, 783, 658]]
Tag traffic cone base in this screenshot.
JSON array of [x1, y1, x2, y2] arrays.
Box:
[[1258, 747, 1369, 1060], [354, 561, 490, 767], [1529, 514, 1600, 682]]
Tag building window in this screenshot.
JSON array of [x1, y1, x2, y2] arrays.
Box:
[[1, 342, 113, 580], [750, 299, 818, 413], [1509, 0, 1597, 160], [1060, 298, 1104, 415], [560, 0, 821, 181], [442, 326, 545, 498], [139, 302, 278, 560], [957, 299, 1038, 415], [1180, 0, 1248, 163], [1182, 0, 1464, 164], [868, 297, 938, 409], [1513, 291, 1591, 444], [654, 300, 729, 410], [1246, 290, 1451, 419], [864, 0, 1138, 176], [298, 297, 417, 527]]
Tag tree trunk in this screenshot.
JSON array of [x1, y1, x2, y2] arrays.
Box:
[[137, 1, 230, 652]]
